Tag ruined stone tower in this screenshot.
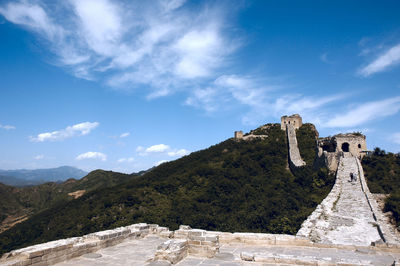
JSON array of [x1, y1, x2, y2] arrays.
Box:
[[281, 114, 302, 130], [318, 133, 367, 171]]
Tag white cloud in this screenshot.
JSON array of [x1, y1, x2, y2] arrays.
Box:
[[167, 149, 190, 157], [238, 91, 344, 126], [272, 94, 345, 118], [0, 124, 16, 130], [359, 43, 400, 77], [146, 144, 170, 153], [119, 132, 130, 138], [117, 157, 134, 163], [325, 96, 400, 127], [34, 155, 44, 160], [0, 2, 64, 42], [394, 133, 400, 145], [76, 151, 107, 161], [154, 160, 168, 166], [0, 1, 238, 97], [30, 122, 99, 142], [185, 75, 274, 114]]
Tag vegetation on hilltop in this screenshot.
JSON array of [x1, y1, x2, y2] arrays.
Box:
[[362, 148, 400, 226], [0, 170, 134, 234], [0, 123, 334, 255]]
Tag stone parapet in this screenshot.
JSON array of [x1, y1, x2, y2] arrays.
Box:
[[0, 223, 168, 266], [3, 222, 400, 266]]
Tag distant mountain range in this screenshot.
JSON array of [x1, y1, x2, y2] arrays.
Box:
[[0, 166, 87, 187]]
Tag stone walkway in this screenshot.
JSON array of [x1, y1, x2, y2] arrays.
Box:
[[56, 236, 165, 266], [298, 154, 382, 246], [286, 124, 306, 167], [178, 243, 399, 265], [54, 237, 399, 265]]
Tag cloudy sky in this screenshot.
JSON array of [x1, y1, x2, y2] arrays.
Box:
[[0, 0, 400, 173]]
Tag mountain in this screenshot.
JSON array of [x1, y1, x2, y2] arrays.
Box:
[[0, 170, 137, 234], [0, 175, 39, 187], [0, 123, 335, 255], [0, 166, 87, 186]]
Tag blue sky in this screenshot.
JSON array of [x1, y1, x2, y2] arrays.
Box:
[[0, 0, 400, 173]]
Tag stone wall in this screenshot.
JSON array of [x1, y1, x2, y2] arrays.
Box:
[[0, 223, 157, 266], [3, 222, 400, 266], [286, 124, 306, 167]]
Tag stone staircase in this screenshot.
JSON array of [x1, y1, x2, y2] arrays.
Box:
[[298, 153, 382, 246]]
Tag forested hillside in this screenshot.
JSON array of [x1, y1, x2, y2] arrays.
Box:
[[0, 171, 134, 234], [0, 123, 335, 255], [362, 148, 400, 226]]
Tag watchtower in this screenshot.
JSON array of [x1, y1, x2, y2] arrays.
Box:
[[281, 114, 303, 130], [334, 133, 367, 158], [234, 131, 243, 139]]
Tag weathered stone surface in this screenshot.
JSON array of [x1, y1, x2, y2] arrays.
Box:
[[154, 239, 188, 264], [297, 155, 382, 246], [286, 124, 306, 167]]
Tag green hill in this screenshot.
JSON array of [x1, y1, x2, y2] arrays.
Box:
[[362, 148, 400, 226], [0, 170, 135, 234], [0, 123, 334, 255]]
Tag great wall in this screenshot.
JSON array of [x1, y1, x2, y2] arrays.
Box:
[[2, 114, 400, 266]]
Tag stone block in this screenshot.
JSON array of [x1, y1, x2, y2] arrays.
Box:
[[204, 236, 218, 242], [132, 223, 150, 231], [2, 259, 32, 266], [254, 254, 276, 263], [179, 225, 191, 230], [188, 229, 205, 237], [275, 234, 299, 246], [189, 236, 206, 242], [30, 256, 42, 264], [26, 250, 44, 259], [240, 252, 254, 261], [159, 231, 173, 239], [154, 239, 188, 264], [173, 231, 189, 239]]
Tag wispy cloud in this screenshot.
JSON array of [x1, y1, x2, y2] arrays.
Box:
[[30, 122, 99, 142], [0, 124, 16, 130], [359, 43, 400, 77], [241, 92, 344, 126], [34, 155, 44, 160], [76, 151, 107, 161], [117, 157, 134, 163], [154, 159, 168, 166], [119, 132, 130, 138], [167, 149, 190, 157], [325, 96, 400, 127], [0, 0, 238, 96], [185, 75, 276, 114], [145, 144, 170, 153]]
